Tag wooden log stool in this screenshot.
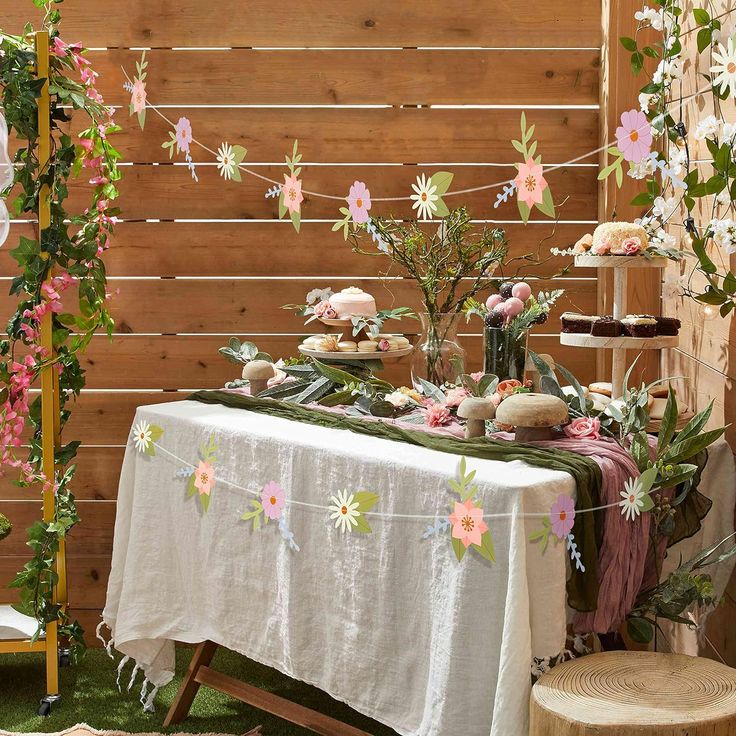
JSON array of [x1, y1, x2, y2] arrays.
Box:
[[530, 651, 736, 736]]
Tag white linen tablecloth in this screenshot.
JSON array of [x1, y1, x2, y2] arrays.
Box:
[[104, 399, 577, 736]]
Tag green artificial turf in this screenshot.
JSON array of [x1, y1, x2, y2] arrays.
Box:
[[0, 647, 396, 735]]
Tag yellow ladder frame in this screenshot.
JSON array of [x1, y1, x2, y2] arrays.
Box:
[[0, 31, 67, 703]]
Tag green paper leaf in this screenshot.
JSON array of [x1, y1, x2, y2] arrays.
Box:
[[430, 171, 454, 196], [638, 466, 659, 495], [433, 197, 450, 218], [517, 199, 531, 224], [149, 425, 164, 442], [353, 490, 380, 513], [291, 209, 301, 233], [200, 492, 211, 513], [278, 192, 287, 219], [535, 185, 556, 218], [473, 530, 496, 563], [451, 536, 467, 562], [187, 474, 197, 497], [352, 514, 373, 534]]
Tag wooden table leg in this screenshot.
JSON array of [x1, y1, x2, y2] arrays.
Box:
[[163, 640, 218, 727]]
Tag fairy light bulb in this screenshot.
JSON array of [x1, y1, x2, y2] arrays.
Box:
[[701, 303, 719, 321]]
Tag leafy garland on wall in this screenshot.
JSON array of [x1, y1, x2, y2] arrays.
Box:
[[602, 0, 736, 314], [0, 0, 121, 657]]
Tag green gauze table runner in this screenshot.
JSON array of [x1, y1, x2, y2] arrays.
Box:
[[189, 389, 603, 611]]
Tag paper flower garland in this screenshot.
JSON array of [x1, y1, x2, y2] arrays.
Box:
[[186, 433, 217, 512], [600, 108, 653, 188], [0, 110, 12, 248], [410, 171, 453, 220], [619, 467, 657, 520], [447, 457, 495, 563], [511, 113, 555, 223], [162, 116, 198, 182], [132, 420, 164, 456], [328, 489, 380, 533], [278, 139, 304, 232], [333, 180, 372, 239], [126, 52, 148, 130], [216, 142, 247, 182]]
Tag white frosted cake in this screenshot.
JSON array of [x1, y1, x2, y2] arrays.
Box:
[[592, 222, 648, 255], [328, 287, 377, 318]]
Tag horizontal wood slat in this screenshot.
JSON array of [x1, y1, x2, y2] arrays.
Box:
[[66, 108, 599, 165], [65, 164, 597, 221], [89, 49, 600, 106], [1, 277, 596, 334], [3, 222, 590, 278], [0, 555, 110, 609], [1, 1, 602, 48]]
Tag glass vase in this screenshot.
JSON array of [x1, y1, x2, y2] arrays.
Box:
[[483, 327, 529, 381], [411, 312, 466, 389]]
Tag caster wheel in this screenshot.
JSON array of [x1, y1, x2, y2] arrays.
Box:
[[37, 700, 52, 717]]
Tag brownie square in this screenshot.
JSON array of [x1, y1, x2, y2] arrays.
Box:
[[622, 319, 657, 338], [591, 316, 622, 337], [655, 316, 681, 336], [560, 313, 593, 334]]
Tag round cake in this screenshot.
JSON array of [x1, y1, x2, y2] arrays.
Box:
[[592, 222, 648, 255], [328, 287, 377, 318]]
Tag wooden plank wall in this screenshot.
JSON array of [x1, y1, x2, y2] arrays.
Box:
[[0, 1, 601, 639]]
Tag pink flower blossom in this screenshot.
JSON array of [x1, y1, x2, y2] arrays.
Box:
[[425, 401, 451, 427], [563, 416, 601, 440], [470, 371, 484, 382], [615, 109, 652, 163], [347, 181, 371, 224], [174, 117, 193, 154], [131, 78, 147, 114], [282, 173, 304, 215], [449, 497, 489, 548], [260, 481, 286, 520], [591, 240, 611, 255], [496, 379, 522, 398], [80, 67, 98, 86], [549, 494, 575, 539], [514, 157, 548, 208], [322, 306, 338, 319], [621, 237, 641, 255], [83, 155, 103, 169], [313, 300, 330, 317], [78, 138, 94, 153], [89, 175, 108, 185], [50, 37, 69, 57], [193, 460, 215, 496], [377, 339, 390, 352], [444, 387, 469, 408]]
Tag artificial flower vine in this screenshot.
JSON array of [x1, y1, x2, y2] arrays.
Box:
[[0, 1, 122, 657]]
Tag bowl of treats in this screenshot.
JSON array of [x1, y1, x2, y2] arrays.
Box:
[[559, 311, 681, 348], [298, 332, 414, 360]]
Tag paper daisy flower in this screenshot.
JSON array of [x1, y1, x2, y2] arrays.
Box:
[[619, 477, 646, 521], [711, 38, 736, 97], [410, 173, 439, 220], [132, 420, 152, 452], [329, 489, 361, 533], [216, 142, 237, 180]]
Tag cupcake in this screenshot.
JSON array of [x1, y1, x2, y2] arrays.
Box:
[[328, 287, 377, 318], [560, 312, 597, 334], [621, 314, 657, 338], [590, 315, 623, 337], [592, 222, 648, 255], [654, 316, 681, 336]]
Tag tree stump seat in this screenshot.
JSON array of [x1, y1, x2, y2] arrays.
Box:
[[530, 651, 736, 736]]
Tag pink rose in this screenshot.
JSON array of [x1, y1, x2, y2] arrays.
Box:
[[489, 392, 503, 408], [591, 241, 611, 255], [622, 237, 641, 255], [323, 306, 338, 319], [444, 387, 469, 408], [313, 300, 330, 316], [496, 379, 522, 398], [563, 416, 601, 440], [425, 401, 451, 428], [378, 339, 390, 352]]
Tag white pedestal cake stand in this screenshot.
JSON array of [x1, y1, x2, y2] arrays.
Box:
[[560, 255, 676, 400]]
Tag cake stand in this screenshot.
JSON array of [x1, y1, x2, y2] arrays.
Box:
[[298, 344, 414, 362], [561, 254, 677, 401]]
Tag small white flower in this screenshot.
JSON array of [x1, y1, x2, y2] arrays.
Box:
[[410, 174, 439, 221], [305, 287, 333, 305], [216, 142, 237, 180], [668, 147, 687, 176], [638, 92, 656, 112], [619, 477, 647, 521], [695, 115, 720, 141], [635, 6, 663, 31], [711, 218, 736, 255], [329, 489, 361, 533], [132, 420, 152, 452], [385, 390, 410, 408], [722, 122, 736, 146], [652, 195, 678, 222], [652, 57, 682, 86], [628, 156, 656, 180], [716, 187, 732, 206], [711, 37, 736, 97], [662, 272, 687, 301]]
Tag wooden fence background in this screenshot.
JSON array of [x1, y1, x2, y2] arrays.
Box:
[[0, 1, 605, 638]]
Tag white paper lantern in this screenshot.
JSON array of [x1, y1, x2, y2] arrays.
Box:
[[0, 199, 9, 248]]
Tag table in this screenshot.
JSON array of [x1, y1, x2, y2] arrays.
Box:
[[103, 399, 577, 736]]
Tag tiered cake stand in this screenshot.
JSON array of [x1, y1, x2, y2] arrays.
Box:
[[560, 254, 677, 399]]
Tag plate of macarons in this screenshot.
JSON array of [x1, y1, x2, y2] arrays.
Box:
[[298, 333, 414, 361]]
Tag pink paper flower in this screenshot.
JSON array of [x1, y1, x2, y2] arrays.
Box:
[[425, 401, 451, 427], [563, 416, 601, 440], [615, 109, 652, 163], [549, 493, 575, 539], [444, 387, 469, 408], [174, 117, 193, 154], [347, 181, 372, 224], [260, 481, 286, 520], [131, 78, 147, 114], [514, 157, 548, 208], [449, 498, 489, 549], [282, 173, 304, 215], [622, 237, 641, 255], [591, 240, 611, 255], [193, 460, 215, 496]]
